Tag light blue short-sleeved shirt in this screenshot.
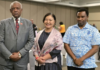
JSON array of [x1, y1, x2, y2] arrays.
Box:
[[63, 23, 100, 68]]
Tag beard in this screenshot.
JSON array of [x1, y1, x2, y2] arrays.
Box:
[[78, 23, 84, 27], [78, 21, 86, 27]]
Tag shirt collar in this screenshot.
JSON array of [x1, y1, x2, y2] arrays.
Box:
[[12, 16, 20, 24], [74, 22, 90, 29]]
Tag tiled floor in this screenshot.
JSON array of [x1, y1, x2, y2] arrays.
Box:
[[62, 56, 100, 70]]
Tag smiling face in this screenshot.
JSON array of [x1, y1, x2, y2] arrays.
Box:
[[44, 15, 55, 29], [10, 3, 22, 19]]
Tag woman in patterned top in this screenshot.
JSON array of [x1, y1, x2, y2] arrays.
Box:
[[33, 13, 63, 70]]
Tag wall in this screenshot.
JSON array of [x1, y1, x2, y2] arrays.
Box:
[[0, 0, 77, 30], [88, 6, 100, 62], [88, 6, 100, 30]]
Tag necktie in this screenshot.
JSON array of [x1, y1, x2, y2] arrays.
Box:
[[16, 19, 19, 34]]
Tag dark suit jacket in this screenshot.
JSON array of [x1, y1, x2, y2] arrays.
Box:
[[33, 24, 37, 37]]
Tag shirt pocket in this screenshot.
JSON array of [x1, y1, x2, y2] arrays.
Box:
[[83, 31, 92, 42]]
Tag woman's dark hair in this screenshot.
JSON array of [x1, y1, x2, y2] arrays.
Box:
[[59, 22, 63, 25], [43, 13, 56, 24], [77, 8, 89, 17]]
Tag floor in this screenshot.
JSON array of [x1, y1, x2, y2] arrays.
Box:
[[62, 56, 100, 70]]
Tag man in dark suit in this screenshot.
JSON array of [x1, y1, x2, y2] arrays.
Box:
[[0, 1, 34, 70], [30, 19, 37, 37]]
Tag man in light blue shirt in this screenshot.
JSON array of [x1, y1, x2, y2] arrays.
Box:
[[63, 8, 100, 70]]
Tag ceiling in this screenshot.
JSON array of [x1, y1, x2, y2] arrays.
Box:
[[27, 0, 100, 7]]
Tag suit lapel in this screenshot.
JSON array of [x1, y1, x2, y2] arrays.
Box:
[[9, 18, 17, 37]]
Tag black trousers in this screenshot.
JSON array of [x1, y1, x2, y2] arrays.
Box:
[[61, 32, 65, 37], [98, 47, 100, 60], [67, 66, 95, 70]]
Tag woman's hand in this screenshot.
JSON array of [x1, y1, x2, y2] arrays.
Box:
[[40, 57, 46, 61], [36, 57, 45, 64]]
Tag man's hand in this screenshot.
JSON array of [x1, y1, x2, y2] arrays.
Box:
[[10, 52, 21, 61], [74, 58, 83, 66]]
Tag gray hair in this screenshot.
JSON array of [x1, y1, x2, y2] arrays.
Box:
[[10, 1, 22, 9]]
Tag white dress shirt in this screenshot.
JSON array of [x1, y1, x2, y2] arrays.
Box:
[[12, 16, 20, 25]]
